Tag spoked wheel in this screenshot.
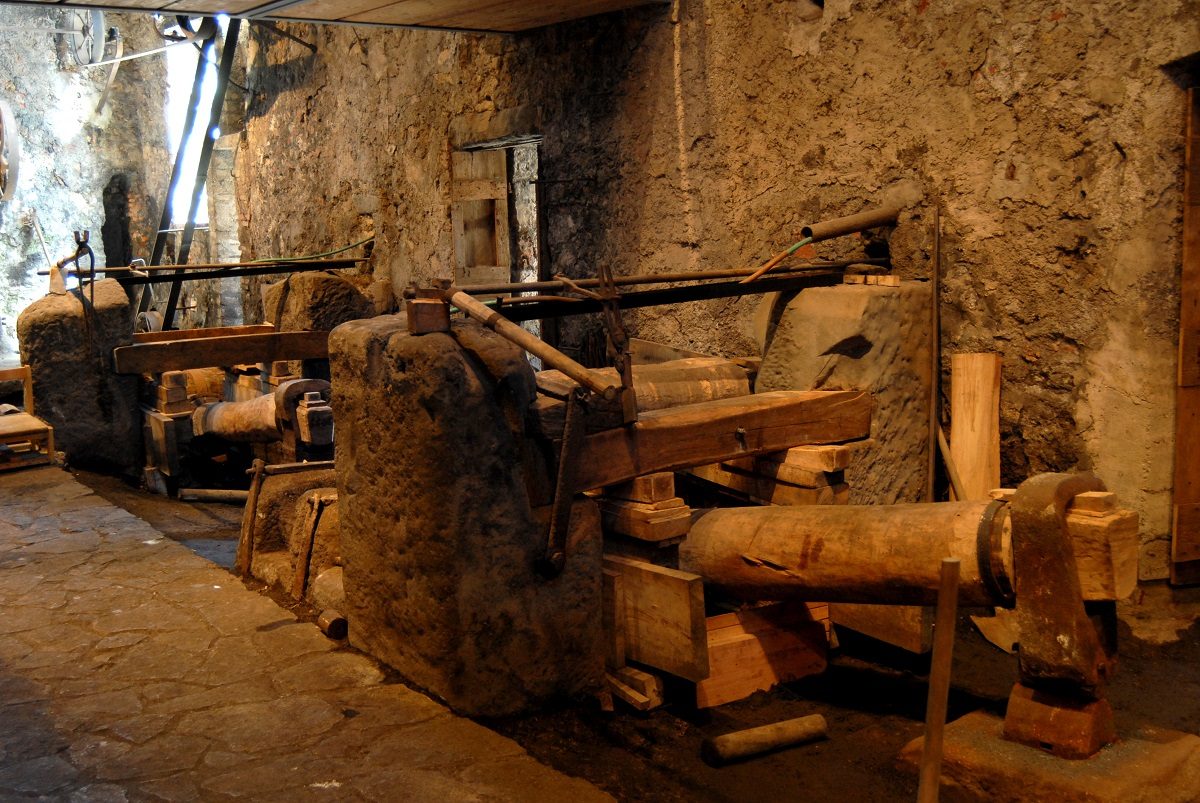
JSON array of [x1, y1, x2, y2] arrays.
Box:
[[66, 9, 106, 66], [0, 101, 20, 201]]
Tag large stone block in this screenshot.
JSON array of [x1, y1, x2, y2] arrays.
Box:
[[16, 280, 140, 473], [262, 272, 374, 332], [757, 282, 932, 504], [329, 316, 603, 716]]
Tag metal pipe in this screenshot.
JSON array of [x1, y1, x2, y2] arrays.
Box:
[[115, 261, 361, 287], [800, 202, 904, 243], [46, 257, 364, 276], [447, 289, 616, 396]]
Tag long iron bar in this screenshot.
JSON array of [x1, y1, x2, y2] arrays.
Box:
[[468, 269, 850, 323], [113, 260, 363, 286], [40, 257, 365, 275], [452, 258, 886, 297]]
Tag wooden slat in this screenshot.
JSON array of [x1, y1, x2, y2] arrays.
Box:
[[271, 0, 389, 20], [949, 353, 1001, 501], [1175, 88, 1200, 585], [132, 324, 275, 344], [695, 620, 827, 709], [602, 554, 708, 682], [0, 413, 49, 439], [572, 390, 872, 492], [113, 331, 329, 374]]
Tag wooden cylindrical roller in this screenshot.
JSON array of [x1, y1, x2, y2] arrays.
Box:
[[680, 501, 1013, 607], [701, 714, 828, 765]]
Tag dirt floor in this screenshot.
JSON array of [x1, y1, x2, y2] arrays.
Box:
[[74, 470, 1200, 802]]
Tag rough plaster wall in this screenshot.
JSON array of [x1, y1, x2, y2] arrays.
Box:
[[235, 1, 1198, 579], [0, 8, 168, 361]]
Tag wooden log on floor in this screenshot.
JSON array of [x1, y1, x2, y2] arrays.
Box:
[[570, 390, 872, 493], [701, 715, 828, 765]]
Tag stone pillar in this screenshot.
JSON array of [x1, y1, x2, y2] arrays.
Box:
[[756, 281, 932, 505], [329, 316, 603, 716], [16, 279, 140, 473]]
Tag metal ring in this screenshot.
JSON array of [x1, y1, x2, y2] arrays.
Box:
[[976, 499, 1015, 608]]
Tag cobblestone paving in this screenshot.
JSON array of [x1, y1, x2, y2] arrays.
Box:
[[0, 468, 611, 802]]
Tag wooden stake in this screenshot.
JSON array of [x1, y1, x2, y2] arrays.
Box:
[[927, 206, 941, 502], [234, 459, 266, 576], [918, 558, 961, 803]]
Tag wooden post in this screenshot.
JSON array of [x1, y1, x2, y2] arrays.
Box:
[[234, 458, 266, 576], [949, 353, 1001, 501], [918, 558, 961, 803], [927, 206, 941, 502], [1173, 88, 1200, 585]]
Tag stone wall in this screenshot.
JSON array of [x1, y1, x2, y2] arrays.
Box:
[[0, 7, 168, 362], [235, 1, 1199, 579]]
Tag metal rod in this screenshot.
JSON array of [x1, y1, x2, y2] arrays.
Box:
[[918, 557, 961, 803], [162, 18, 241, 330], [114, 260, 363, 286], [927, 205, 941, 502], [448, 289, 616, 396], [41, 257, 363, 275], [479, 270, 844, 323], [453, 259, 885, 297], [800, 202, 904, 243]]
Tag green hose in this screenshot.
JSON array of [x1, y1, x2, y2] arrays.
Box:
[[253, 235, 375, 264]]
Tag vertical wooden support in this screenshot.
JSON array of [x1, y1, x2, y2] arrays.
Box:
[[1173, 88, 1200, 586], [917, 558, 961, 803], [949, 353, 1001, 501]]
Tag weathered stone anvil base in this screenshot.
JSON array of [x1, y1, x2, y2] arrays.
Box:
[[899, 711, 1200, 802]]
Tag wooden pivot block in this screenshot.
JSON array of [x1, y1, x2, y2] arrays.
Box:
[[607, 472, 675, 504], [1003, 683, 1116, 760], [689, 462, 850, 506], [406, 298, 451, 334], [722, 455, 843, 488], [695, 604, 828, 709], [600, 497, 692, 542], [760, 443, 856, 472]]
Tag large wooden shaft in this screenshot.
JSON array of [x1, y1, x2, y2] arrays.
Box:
[[680, 501, 1011, 606], [193, 393, 279, 442]]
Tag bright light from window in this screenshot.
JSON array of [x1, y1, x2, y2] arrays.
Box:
[[163, 15, 229, 228]]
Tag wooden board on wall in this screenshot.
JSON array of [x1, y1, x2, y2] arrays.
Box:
[[949, 352, 1002, 501], [450, 149, 511, 290], [1174, 87, 1200, 585]]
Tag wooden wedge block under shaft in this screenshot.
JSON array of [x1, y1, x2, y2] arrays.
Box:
[[695, 605, 828, 708], [599, 497, 692, 542], [689, 462, 850, 506], [759, 443, 856, 472], [607, 472, 676, 504]]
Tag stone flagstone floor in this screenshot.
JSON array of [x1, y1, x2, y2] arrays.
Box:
[[0, 467, 611, 802]]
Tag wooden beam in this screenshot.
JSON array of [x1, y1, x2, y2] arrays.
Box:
[[132, 324, 275, 344], [113, 331, 329, 374], [1174, 87, 1200, 586], [571, 390, 872, 492], [949, 353, 1002, 501]]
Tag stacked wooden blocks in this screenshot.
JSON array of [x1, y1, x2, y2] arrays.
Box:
[[599, 472, 692, 545], [689, 443, 854, 507]]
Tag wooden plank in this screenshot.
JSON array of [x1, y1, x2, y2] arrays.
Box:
[[722, 456, 842, 489], [0, 413, 49, 439], [602, 554, 708, 682], [628, 337, 708, 364], [607, 666, 664, 711], [949, 353, 1002, 501], [272, 0, 391, 20], [572, 390, 871, 492], [345, 0, 661, 30], [1174, 88, 1200, 585], [831, 604, 934, 653], [113, 331, 329, 374], [599, 498, 692, 542], [132, 324, 274, 344], [602, 569, 625, 670]]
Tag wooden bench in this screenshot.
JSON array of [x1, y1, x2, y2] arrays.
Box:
[[0, 366, 54, 470]]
